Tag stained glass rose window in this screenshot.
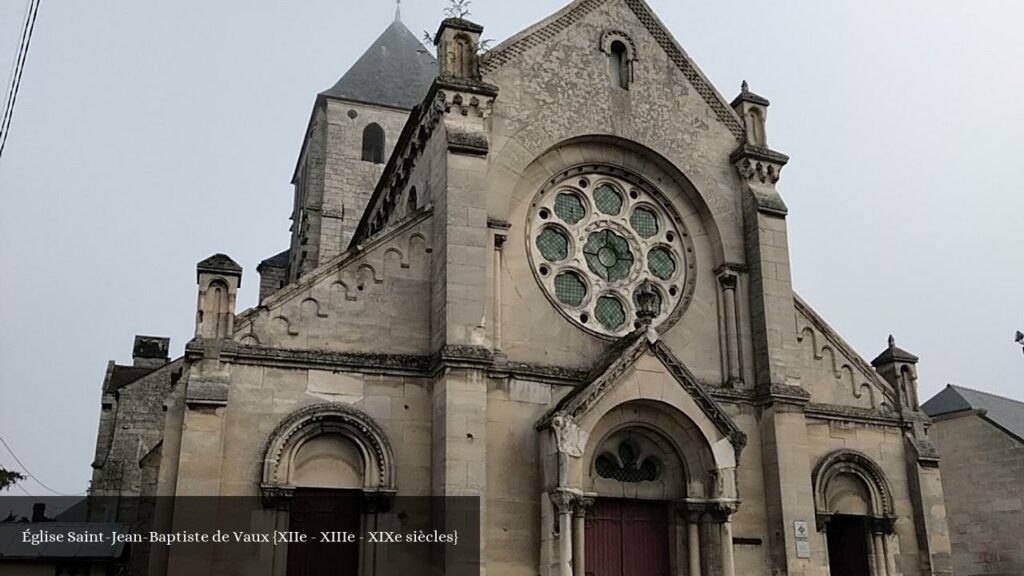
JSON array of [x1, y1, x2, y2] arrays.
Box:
[[527, 169, 693, 337]]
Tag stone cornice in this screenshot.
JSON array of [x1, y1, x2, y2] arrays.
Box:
[[731, 143, 790, 188], [805, 403, 906, 427], [184, 340, 588, 386]]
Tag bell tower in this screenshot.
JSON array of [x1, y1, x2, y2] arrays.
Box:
[[264, 10, 438, 290]]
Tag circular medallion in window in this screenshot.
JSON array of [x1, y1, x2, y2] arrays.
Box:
[[554, 192, 586, 224], [554, 271, 587, 307], [536, 226, 570, 262], [526, 166, 696, 338]]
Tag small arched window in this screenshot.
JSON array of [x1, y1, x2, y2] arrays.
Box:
[[361, 123, 385, 164], [609, 41, 629, 90]]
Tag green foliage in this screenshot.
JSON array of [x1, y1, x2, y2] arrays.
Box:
[[0, 468, 25, 492], [444, 0, 472, 19]]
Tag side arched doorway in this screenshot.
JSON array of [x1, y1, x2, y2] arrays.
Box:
[[813, 450, 898, 576], [261, 404, 396, 576]]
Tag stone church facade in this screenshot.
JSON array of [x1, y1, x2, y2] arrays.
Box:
[[90, 1, 954, 575]]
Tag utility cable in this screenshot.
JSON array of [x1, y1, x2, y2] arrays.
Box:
[[0, 0, 42, 163], [0, 434, 81, 496]]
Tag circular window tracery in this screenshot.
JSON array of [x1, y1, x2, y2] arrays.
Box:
[[527, 166, 695, 338]]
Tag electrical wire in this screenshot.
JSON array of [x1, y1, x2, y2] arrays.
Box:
[[0, 0, 42, 162], [0, 434, 82, 496]]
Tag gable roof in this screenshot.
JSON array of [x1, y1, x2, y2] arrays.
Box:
[[321, 19, 437, 110], [537, 330, 747, 454], [481, 0, 745, 140], [923, 384, 1024, 443]]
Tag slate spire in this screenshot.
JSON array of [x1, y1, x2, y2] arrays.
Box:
[[320, 16, 437, 110]]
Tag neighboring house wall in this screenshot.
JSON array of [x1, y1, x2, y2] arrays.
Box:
[[930, 413, 1024, 576]]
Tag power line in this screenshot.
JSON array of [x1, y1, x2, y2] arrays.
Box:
[[0, 434, 81, 496], [0, 0, 42, 163]]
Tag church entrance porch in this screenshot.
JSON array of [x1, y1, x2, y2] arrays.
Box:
[[585, 498, 671, 576], [826, 515, 871, 576]]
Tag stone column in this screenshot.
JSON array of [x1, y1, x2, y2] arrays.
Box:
[[873, 531, 887, 576], [683, 503, 705, 576], [550, 491, 574, 576], [717, 268, 742, 386], [492, 227, 509, 352], [711, 503, 737, 576], [721, 520, 735, 576], [572, 497, 593, 576], [883, 533, 898, 576]]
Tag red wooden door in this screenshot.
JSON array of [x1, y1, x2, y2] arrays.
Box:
[[585, 499, 670, 576]]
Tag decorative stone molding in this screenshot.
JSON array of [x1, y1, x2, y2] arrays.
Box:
[[599, 30, 637, 58], [731, 144, 789, 186], [537, 335, 747, 458], [812, 449, 896, 530], [652, 342, 748, 456], [260, 403, 396, 507], [438, 84, 497, 119], [351, 88, 447, 245], [795, 295, 897, 410]]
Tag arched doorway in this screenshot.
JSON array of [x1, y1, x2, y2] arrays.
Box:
[[261, 404, 396, 576], [813, 450, 898, 576], [585, 426, 685, 576]]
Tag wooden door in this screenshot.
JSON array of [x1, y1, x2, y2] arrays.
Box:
[[287, 489, 361, 576], [826, 515, 871, 576], [585, 499, 670, 576]]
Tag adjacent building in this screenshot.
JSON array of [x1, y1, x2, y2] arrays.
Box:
[[89, 1, 956, 575], [922, 385, 1024, 576]]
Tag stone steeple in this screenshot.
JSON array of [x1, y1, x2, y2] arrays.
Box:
[[271, 16, 439, 288]]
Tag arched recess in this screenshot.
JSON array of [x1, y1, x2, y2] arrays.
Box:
[[813, 449, 895, 525], [582, 400, 717, 501], [812, 450, 899, 576], [260, 403, 395, 504]]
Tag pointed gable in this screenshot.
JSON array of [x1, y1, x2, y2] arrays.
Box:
[[322, 19, 437, 110], [538, 332, 747, 454], [482, 0, 744, 139]]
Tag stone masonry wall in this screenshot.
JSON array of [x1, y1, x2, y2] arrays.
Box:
[[930, 414, 1024, 576]]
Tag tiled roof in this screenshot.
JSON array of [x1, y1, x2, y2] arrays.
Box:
[[923, 384, 1024, 443]]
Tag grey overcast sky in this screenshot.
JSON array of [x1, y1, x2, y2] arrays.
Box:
[[0, 0, 1021, 496]]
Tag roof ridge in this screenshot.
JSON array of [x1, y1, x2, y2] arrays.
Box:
[[949, 383, 1024, 406]]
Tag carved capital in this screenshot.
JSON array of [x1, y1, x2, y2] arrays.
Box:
[[572, 496, 595, 518], [549, 489, 577, 515], [259, 483, 295, 510], [680, 500, 709, 523], [717, 270, 739, 291], [869, 515, 898, 535], [706, 500, 740, 523]]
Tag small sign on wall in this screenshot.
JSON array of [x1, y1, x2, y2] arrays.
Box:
[[794, 521, 811, 559]]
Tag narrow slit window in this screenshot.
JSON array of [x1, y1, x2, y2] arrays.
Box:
[[361, 123, 385, 164], [407, 187, 418, 214], [610, 41, 629, 89]]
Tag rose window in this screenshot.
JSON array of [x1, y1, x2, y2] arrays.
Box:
[[527, 168, 694, 338]]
